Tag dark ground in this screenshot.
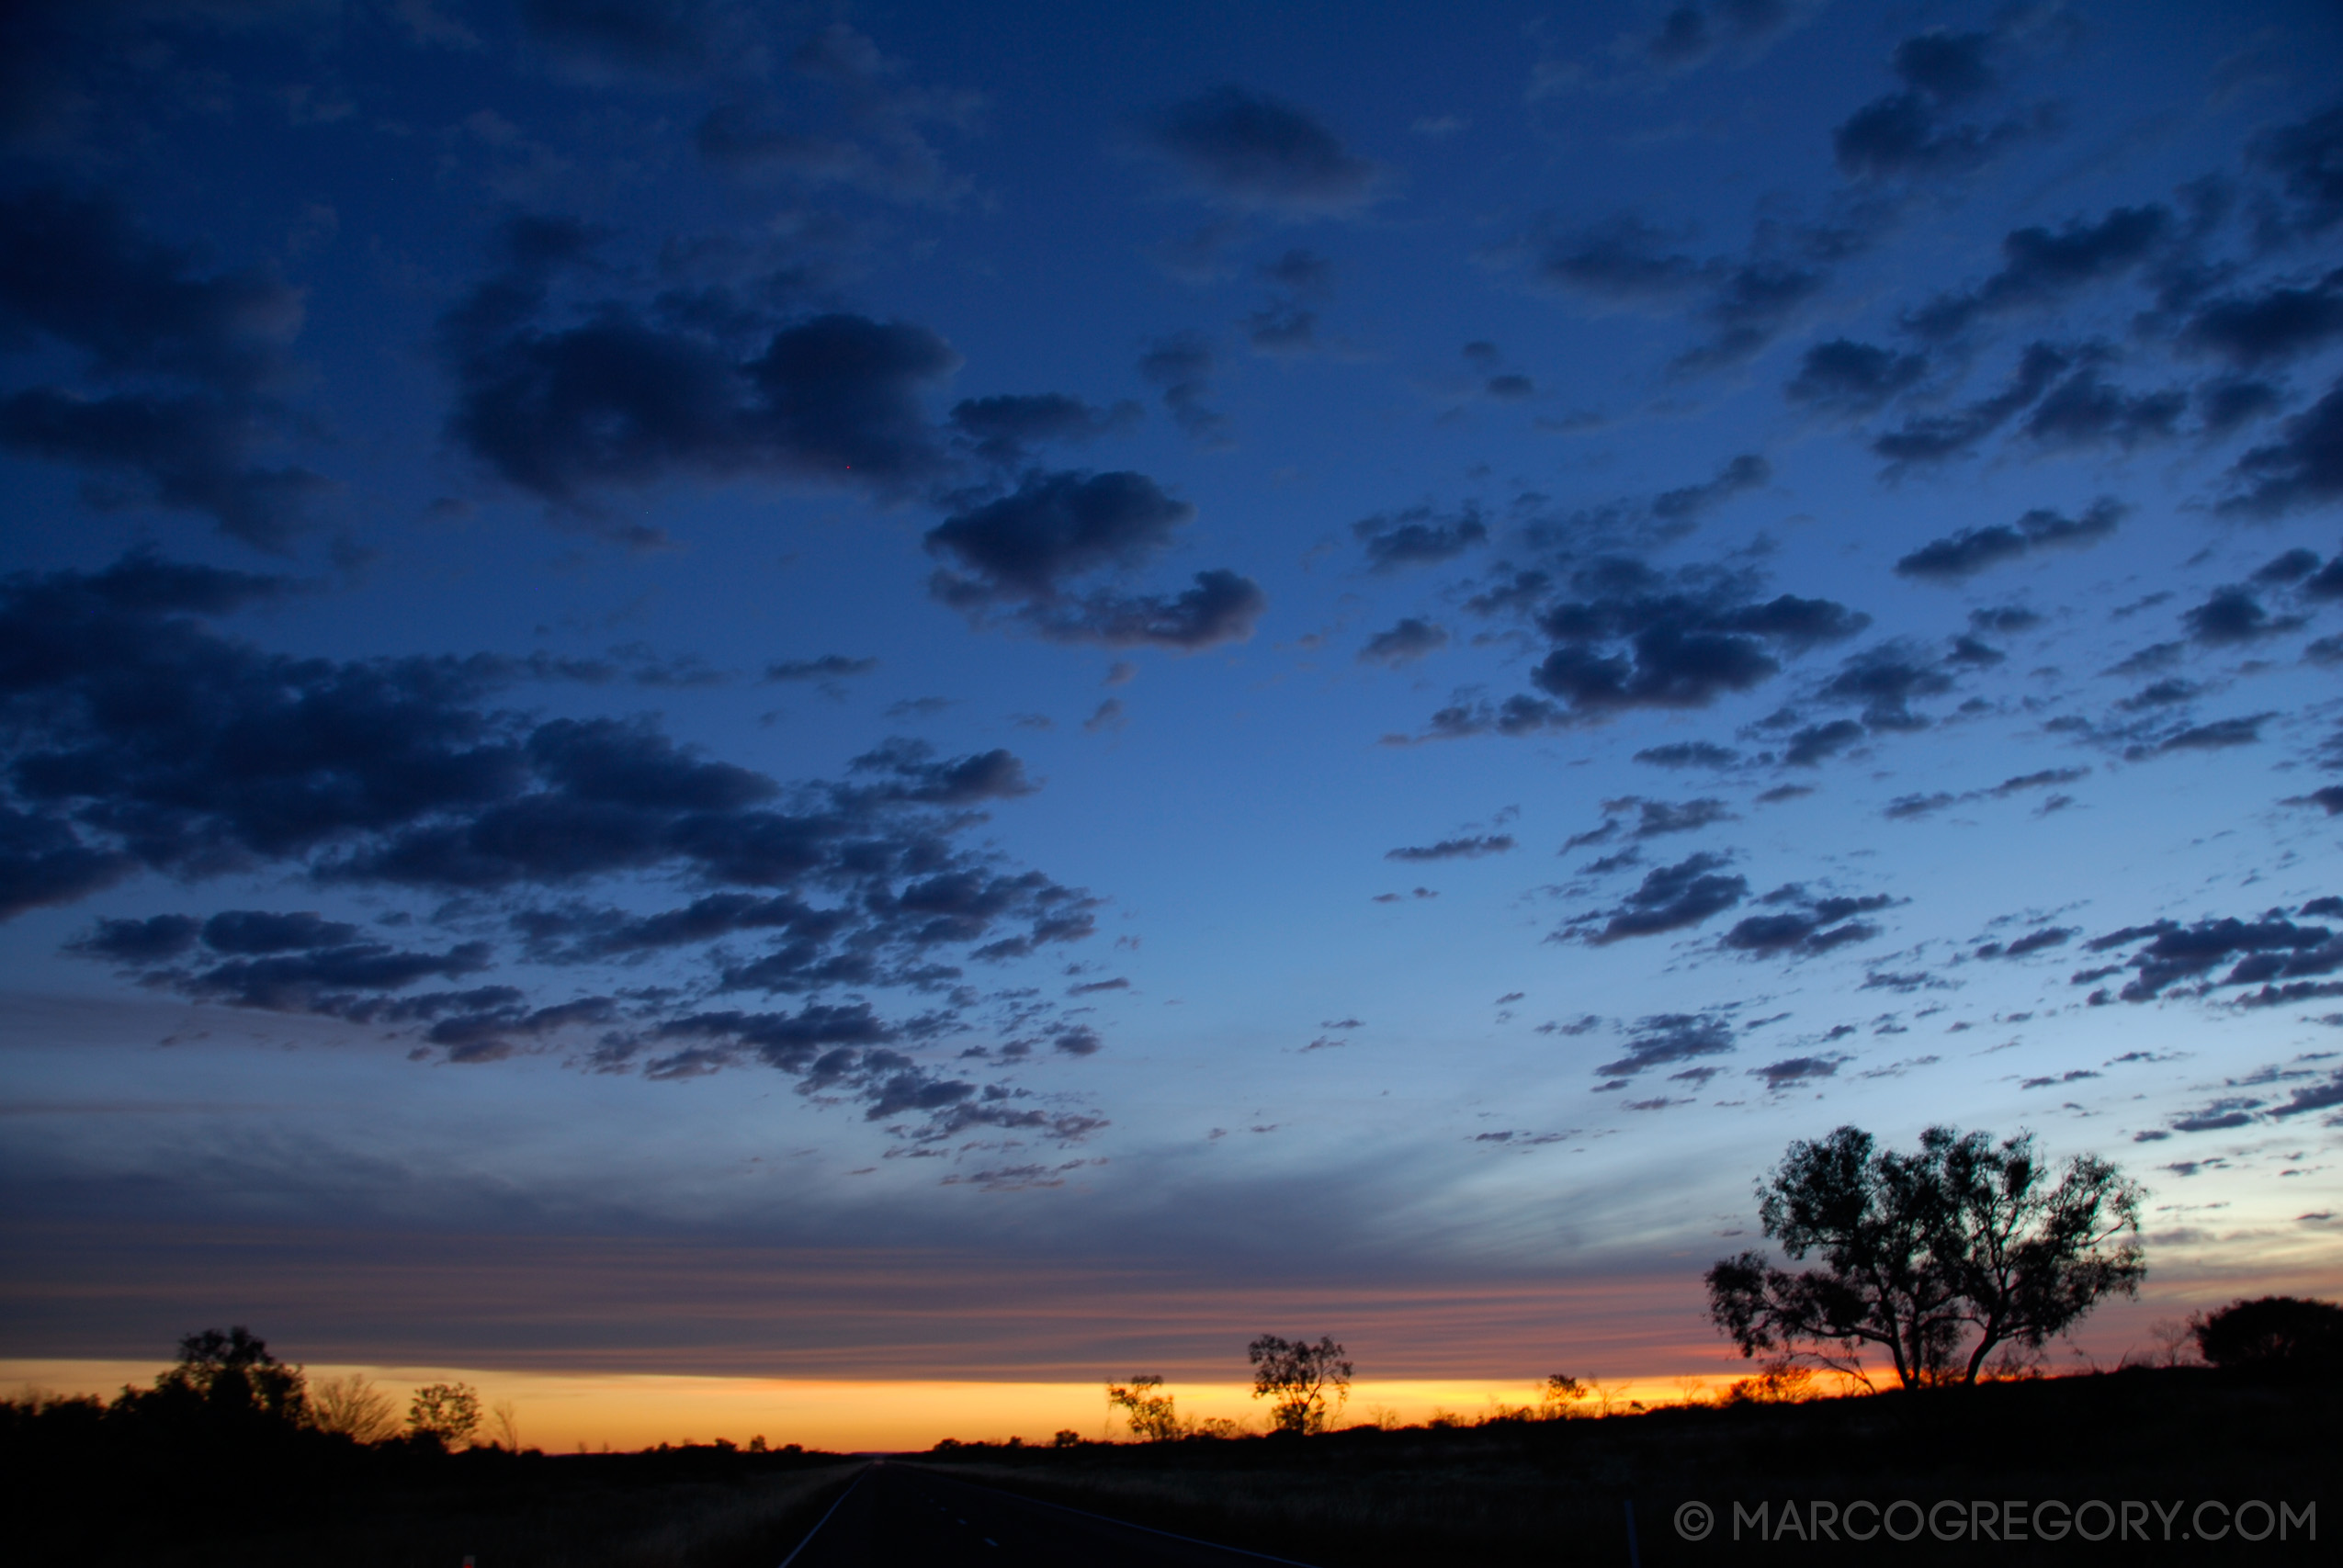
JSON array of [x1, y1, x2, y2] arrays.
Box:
[[9, 1366, 2335, 1566], [928, 1367, 2336, 1566]]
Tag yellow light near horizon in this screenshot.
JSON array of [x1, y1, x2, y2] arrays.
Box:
[[4, 1359, 1753, 1453]]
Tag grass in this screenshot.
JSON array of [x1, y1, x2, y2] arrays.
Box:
[[18, 1445, 861, 1568], [18, 1365, 2336, 1565], [922, 1366, 2337, 1564]]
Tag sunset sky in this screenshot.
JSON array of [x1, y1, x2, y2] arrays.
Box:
[[5, 0, 2342, 1450]]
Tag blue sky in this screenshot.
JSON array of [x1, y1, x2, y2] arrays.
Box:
[[4, 0, 2341, 1392]]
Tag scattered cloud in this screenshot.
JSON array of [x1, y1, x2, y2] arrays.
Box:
[[1145, 86, 1379, 216]]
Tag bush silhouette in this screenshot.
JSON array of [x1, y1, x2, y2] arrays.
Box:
[[2193, 1295, 2343, 1371]]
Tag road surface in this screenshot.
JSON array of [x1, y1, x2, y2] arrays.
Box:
[[780, 1461, 1319, 1567]]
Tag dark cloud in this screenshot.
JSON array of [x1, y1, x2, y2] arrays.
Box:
[[1630, 797, 1735, 838], [1573, 852, 1749, 944], [1636, 0, 1813, 73], [1358, 617, 1448, 665], [923, 470, 1264, 650], [1992, 768, 2088, 796], [2268, 1068, 2343, 1120], [1243, 303, 1319, 355], [1895, 497, 2123, 581], [1138, 333, 1228, 445], [63, 912, 200, 964], [1650, 454, 1771, 523], [1353, 504, 1488, 572], [2021, 368, 2187, 452], [1944, 634, 2005, 668], [1872, 342, 2071, 467], [1817, 641, 1958, 730], [174, 936, 496, 1015], [1494, 558, 1866, 725], [1633, 741, 1740, 770], [5, 555, 1107, 1133], [2248, 101, 2343, 238], [2220, 376, 2343, 518], [439, 220, 958, 518], [692, 23, 979, 208], [0, 189, 324, 550], [1784, 338, 1928, 414], [1569, 797, 1737, 852], [632, 1006, 1103, 1140], [1831, 28, 2043, 183], [1500, 457, 1770, 566], [1521, 216, 1701, 301], [2020, 1068, 2100, 1089], [1971, 605, 2042, 635], [927, 470, 1192, 601], [68, 899, 497, 1018], [520, 0, 730, 77], [1261, 249, 1335, 296], [2179, 268, 2343, 369], [1750, 1054, 1843, 1089], [1594, 1010, 1737, 1077], [1386, 834, 1513, 863], [1904, 207, 2169, 340], [0, 189, 301, 391], [1511, 217, 1839, 370], [1888, 29, 1995, 104], [764, 655, 877, 682], [2117, 677, 2198, 712], [2253, 547, 2322, 585], [1147, 86, 1377, 215], [2290, 786, 2343, 817], [2184, 586, 2303, 646], [1782, 717, 1866, 767], [1975, 924, 2075, 960], [2082, 912, 2343, 1003], [947, 394, 1139, 467], [2198, 377, 2285, 437], [1722, 884, 1891, 959], [1020, 570, 1268, 651], [2122, 714, 2272, 760], [199, 908, 367, 953]]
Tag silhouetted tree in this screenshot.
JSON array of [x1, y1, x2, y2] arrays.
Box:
[[149, 1325, 307, 1422], [308, 1372, 398, 1442], [1104, 1375, 1183, 1441], [1706, 1125, 2144, 1390], [488, 1397, 524, 1450], [2192, 1296, 2343, 1371], [407, 1382, 481, 1449], [1537, 1373, 1595, 1417], [1248, 1335, 1352, 1433]]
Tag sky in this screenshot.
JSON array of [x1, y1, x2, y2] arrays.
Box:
[[4, 0, 2343, 1447]]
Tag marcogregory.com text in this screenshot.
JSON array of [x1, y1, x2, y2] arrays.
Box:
[[1671, 1498, 2316, 1545]]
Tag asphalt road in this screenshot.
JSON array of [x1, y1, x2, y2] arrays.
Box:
[[779, 1461, 1319, 1568]]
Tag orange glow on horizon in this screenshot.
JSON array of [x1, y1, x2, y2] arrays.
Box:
[[8, 1360, 1776, 1453]]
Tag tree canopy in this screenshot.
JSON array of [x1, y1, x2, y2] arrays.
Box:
[[134, 1325, 309, 1424], [1705, 1124, 2145, 1390], [2192, 1296, 2343, 1371], [1248, 1335, 1353, 1434], [1104, 1375, 1183, 1442], [407, 1382, 482, 1449]]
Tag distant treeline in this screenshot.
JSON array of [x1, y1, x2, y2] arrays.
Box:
[[6, 1328, 847, 1568]]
